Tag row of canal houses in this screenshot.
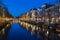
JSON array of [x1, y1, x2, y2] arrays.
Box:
[[0, 1, 13, 18], [20, 2, 60, 39], [22, 3, 60, 24], [19, 2, 60, 39], [0, 1, 13, 40]]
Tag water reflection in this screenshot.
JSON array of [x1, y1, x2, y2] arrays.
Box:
[[7, 23, 41, 40]]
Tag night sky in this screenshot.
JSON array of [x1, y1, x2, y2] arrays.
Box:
[[2, 0, 58, 17]]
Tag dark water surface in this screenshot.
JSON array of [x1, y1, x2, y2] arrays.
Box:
[[7, 23, 41, 40]]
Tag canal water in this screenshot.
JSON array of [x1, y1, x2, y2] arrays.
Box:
[[6, 23, 41, 40]]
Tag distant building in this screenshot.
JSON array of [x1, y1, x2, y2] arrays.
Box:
[[0, 2, 13, 18], [28, 3, 60, 23], [20, 2, 60, 24]]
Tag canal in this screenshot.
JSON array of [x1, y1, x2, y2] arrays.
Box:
[[6, 23, 41, 40]]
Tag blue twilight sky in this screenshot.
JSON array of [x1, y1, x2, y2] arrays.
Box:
[[2, 0, 58, 17]]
